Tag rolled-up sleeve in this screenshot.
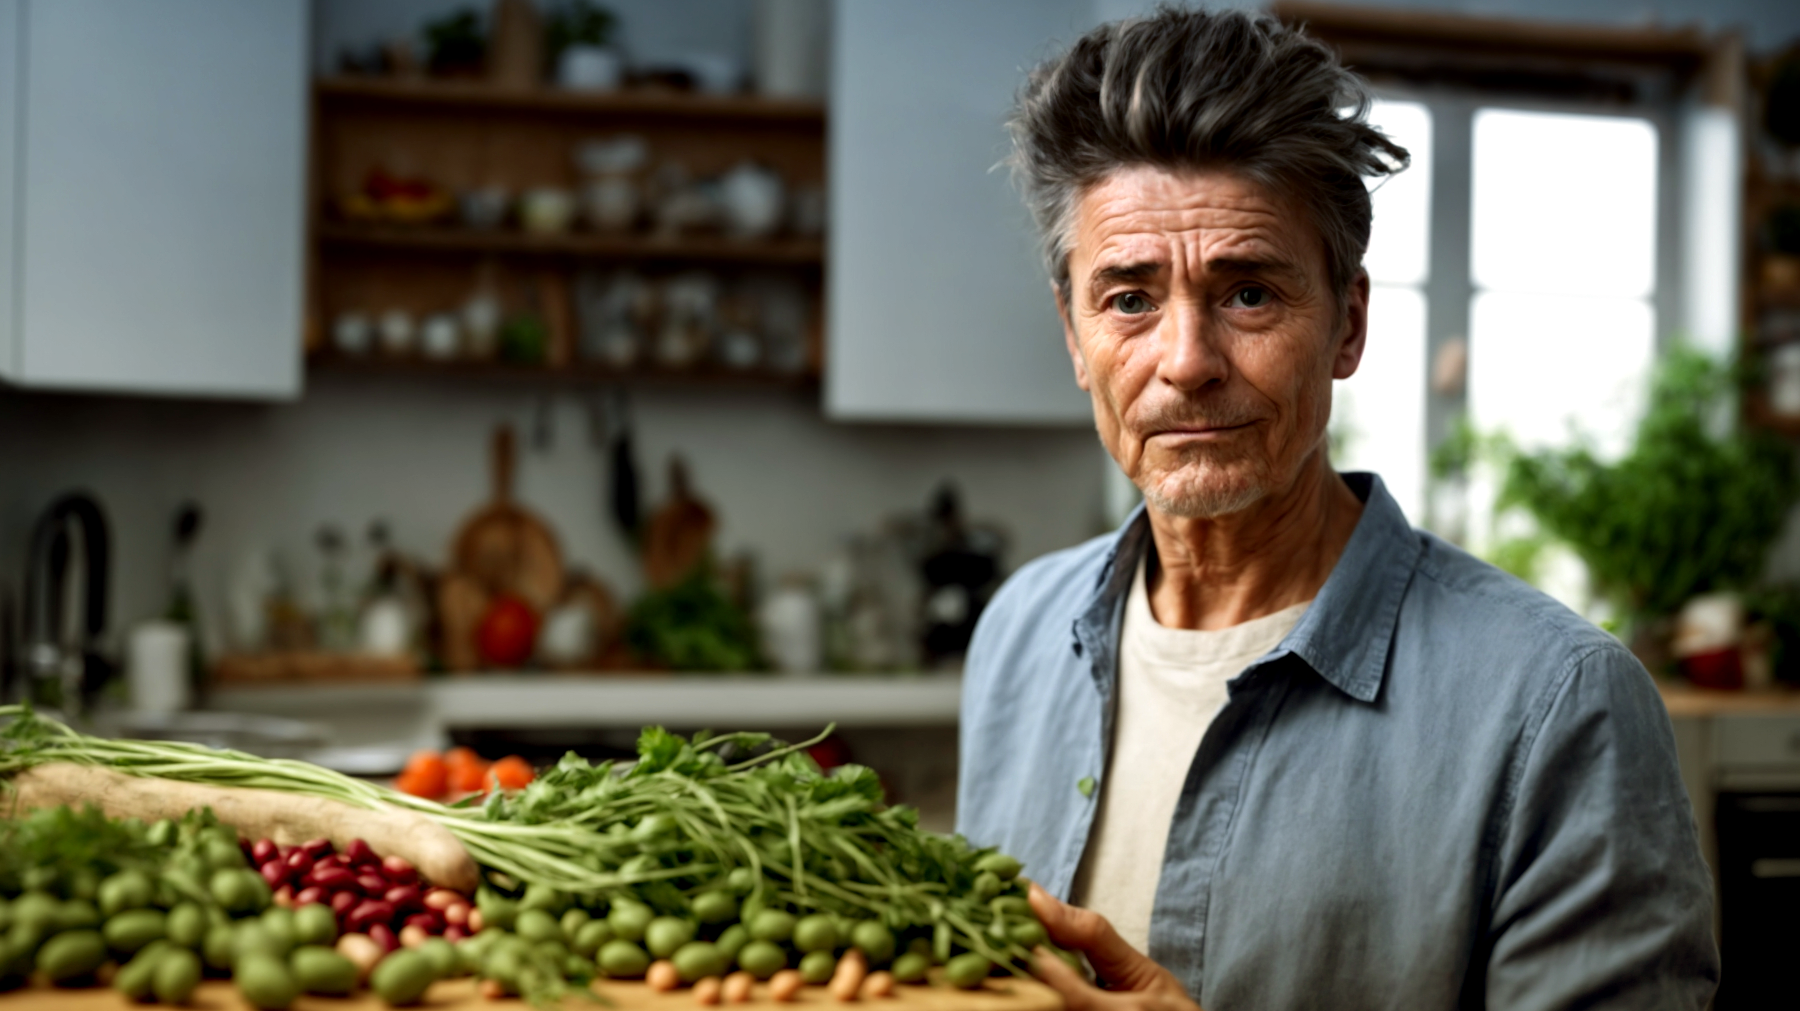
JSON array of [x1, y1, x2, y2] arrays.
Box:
[[1485, 645, 1719, 1009]]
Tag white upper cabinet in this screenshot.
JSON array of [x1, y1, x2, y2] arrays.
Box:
[[825, 0, 1095, 425], [0, 0, 307, 399]]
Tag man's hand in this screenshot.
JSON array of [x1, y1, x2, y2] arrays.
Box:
[[1027, 883, 1204, 1011]]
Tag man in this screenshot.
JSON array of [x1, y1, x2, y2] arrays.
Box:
[[956, 8, 1718, 1010]]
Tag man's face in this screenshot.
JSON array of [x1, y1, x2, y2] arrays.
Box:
[[1059, 166, 1368, 519]]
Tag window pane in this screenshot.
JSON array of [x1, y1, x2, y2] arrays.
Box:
[[1468, 291, 1654, 459], [1471, 109, 1658, 298], [1332, 284, 1427, 520], [1364, 100, 1432, 287]]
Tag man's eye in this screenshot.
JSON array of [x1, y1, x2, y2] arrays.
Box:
[[1230, 287, 1272, 309], [1114, 292, 1154, 315]]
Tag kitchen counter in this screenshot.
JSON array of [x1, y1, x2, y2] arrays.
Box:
[[1656, 681, 1800, 717], [207, 672, 964, 758]]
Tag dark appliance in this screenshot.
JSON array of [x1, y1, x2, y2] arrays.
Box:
[[1717, 790, 1800, 1007], [16, 491, 114, 716]]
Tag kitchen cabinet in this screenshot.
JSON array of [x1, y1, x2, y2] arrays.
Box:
[[0, 0, 307, 399], [825, 0, 1095, 425]]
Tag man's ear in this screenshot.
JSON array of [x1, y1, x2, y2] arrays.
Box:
[[1056, 281, 1092, 392], [1332, 271, 1371, 381]]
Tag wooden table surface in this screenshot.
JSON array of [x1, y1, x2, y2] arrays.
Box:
[[0, 975, 1063, 1011]]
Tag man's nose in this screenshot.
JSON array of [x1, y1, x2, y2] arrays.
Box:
[[1156, 299, 1229, 392]]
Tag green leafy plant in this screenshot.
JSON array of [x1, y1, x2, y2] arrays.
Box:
[[1489, 346, 1798, 620], [423, 8, 486, 76], [546, 1, 618, 63], [624, 569, 761, 672]]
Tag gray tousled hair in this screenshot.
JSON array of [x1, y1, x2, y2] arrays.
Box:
[[1008, 6, 1409, 303]]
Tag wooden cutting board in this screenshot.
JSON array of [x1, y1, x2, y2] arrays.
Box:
[[0, 974, 1062, 1011], [450, 424, 564, 613]]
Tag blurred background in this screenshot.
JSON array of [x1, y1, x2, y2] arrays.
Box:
[[2, 0, 1800, 1000]]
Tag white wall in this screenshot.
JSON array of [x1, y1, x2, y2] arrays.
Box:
[[0, 376, 1108, 654]]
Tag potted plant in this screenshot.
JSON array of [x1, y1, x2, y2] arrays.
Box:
[[1450, 346, 1799, 676], [546, 1, 621, 90]]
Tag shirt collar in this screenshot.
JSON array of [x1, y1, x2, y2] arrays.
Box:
[[1075, 472, 1422, 704]]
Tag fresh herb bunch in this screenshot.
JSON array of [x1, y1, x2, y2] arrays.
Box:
[[624, 571, 761, 671], [475, 726, 1043, 972], [1494, 346, 1798, 619]]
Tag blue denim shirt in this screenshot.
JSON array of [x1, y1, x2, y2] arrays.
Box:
[[958, 473, 1717, 1009]]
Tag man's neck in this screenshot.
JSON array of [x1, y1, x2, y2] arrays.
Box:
[[1145, 459, 1364, 631]]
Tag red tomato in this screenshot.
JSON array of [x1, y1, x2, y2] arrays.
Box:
[[477, 595, 539, 667]]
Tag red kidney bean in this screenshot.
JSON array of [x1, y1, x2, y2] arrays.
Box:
[[330, 891, 359, 916], [443, 924, 468, 943], [319, 853, 350, 869], [443, 902, 470, 927], [345, 900, 397, 935], [384, 885, 422, 912], [345, 839, 377, 866], [284, 850, 310, 872], [294, 886, 326, 907], [251, 839, 278, 865], [381, 856, 417, 885], [307, 865, 355, 890], [403, 912, 438, 933], [353, 874, 386, 896], [259, 862, 289, 889], [300, 838, 334, 860], [368, 923, 398, 953]]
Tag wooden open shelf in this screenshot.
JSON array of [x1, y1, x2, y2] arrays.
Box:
[[307, 76, 830, 377], [315, 76, 827, 126], [308, 351, 819, 389], [317, 222, 824, 265]]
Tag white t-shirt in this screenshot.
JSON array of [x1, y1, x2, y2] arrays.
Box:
[[1070, 556, 1310, 954]]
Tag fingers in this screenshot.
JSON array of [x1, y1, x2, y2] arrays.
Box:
[[1028, 883, 1165, 992], [1032, 946, 1113, 1011]]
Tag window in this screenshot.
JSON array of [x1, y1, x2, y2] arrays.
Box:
[[1332, 100, 1431, 522], [1331, 97, 1666, 605]]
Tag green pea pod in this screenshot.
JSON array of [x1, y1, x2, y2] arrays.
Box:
[[167, 902, 208, 949], [516, 909, 562, 945], [692, 890, 737, 925], [371, 949, 436, 1006], [932, 922, 951, 965], [945, 953, 992, 990], [713, 924, 749, 962], [645, 916, 696, 958], [596, 939, 649, 979], [104, 908, 168, 956], [891, 951, 930, 984], [291, 945, 357, 996], [235, 952, 299, 1011], [736, 940, 786, 980], [153, 948, 202, 1005], [114, 940, 175, 1001], [974, 854, 1023, 881], [797, 950, 836, 985], [572, 919, 614, 958], [38, 929, 107, 983]]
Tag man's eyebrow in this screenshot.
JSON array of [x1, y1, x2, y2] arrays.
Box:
[[1206, 256, 1303, 278], [1088, 261, 1164, 290]]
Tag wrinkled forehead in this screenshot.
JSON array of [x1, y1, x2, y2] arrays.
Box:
[[1065, 165, 1327, 286]]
